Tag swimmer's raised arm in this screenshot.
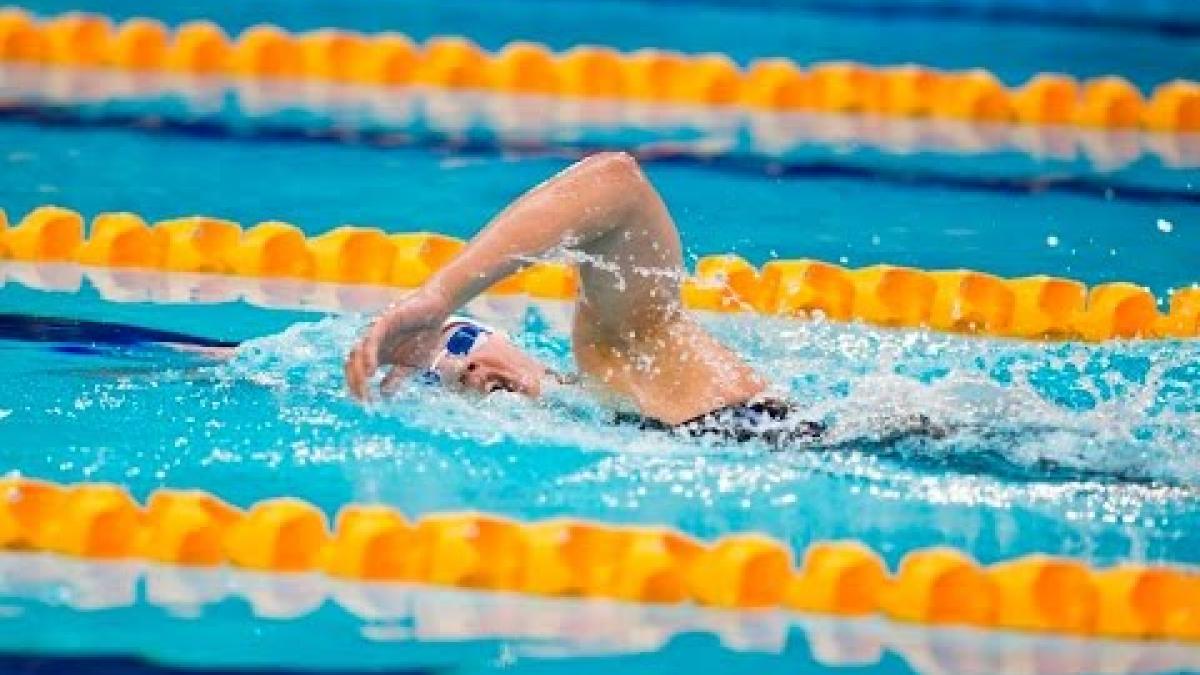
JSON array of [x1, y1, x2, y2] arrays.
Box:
[[425, 151, 684, 333], [347, 152, 763, 424]]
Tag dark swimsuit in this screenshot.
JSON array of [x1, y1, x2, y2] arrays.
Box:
[[615, 397, 828, 448]]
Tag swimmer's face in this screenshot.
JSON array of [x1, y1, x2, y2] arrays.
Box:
[[429, 326, 548, 398]]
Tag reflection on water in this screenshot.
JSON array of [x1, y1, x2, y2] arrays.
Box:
[[0, 552, 1196, 674], [1, 64, 1197, 183]]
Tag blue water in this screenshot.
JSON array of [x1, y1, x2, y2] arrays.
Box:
[[2, 268, 1200, 671], [3, 273, 1200, 564], [0, 85, 1197, 296], [2, 0, 1200, 671]]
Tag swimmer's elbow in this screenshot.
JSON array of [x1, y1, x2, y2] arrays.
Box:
[[579, 151, 657, 214], [583, 151, 644, 186]]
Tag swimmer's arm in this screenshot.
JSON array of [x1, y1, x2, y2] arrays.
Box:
[[422, 151, 684, 337], [346, 152, 680, 398]]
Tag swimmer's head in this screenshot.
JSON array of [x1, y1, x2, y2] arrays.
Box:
[[421, 317, 549, 397]]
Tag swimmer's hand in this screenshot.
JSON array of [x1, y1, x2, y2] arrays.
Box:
[[344, 288, 450, 401]]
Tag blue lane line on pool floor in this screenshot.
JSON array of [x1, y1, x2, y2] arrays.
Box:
[[2, 106, 1198, 208]]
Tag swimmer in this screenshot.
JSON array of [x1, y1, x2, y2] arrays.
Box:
[[345, 152, 939, 447]]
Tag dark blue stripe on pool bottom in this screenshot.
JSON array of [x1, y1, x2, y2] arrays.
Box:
[[0, 654, 438, 675], [567, 0, 1200, 38], [0, 313, 239, 349], [0, 106, 1198, 208]]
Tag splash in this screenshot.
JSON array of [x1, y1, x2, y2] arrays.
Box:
[[221, 310, 1200, 487]]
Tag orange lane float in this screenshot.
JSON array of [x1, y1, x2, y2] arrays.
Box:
[[880, 548, 998, 627], [309, 226, 396, 285], [1, 205, 84, 262], [687, 534, 793, 609], [109, 18, 169, 70], [521, 261, 579, 301], [1094, 565, 1197, 639], [936, 69, 1014, 122], [490, 41, 559, 94], [521, 518, 629, 596], [607, 528, 703, 603], [322, 504, 414, 581], [390, 232, 465, 287], [77, 212, 164, 268], [1006, 275, 1087, 340], [627, 49, 691, 103], [141, 489, 244, 566], [1074, 282, 1160, 341], [988, 555, 1097, 635], [851, 265, 937, 328], [42, 12, 112, 66], [1012, 73, 1080, 126], [165, 20, 230, 74], [229, 24, 302, 79], [740, 58, 809, 111], [0, 8, 47, 62], [0, 477, 67, 549], [681, 254, 761, 312], [557, 45, 627, 99], [0, 205, 1195, 341], [1144, 80, 1200, 133], [5, 11, 1193, 133], [756, 259, 856, 320], [2, 478, 1199, 643], [416, 36, 489, 90], [225, 497, 329, 572], [808, 61, 878, 114], [786, 540, 888, 616], [42, 483, 143, 559], [227, 220, 314, 279], [410, 512, 528, 590], [677, 53, 742, 106], [299, 29, 369, 83], [352, 33, 420, 86], [156, 216, 242, 274], [929, 270, 1016, 334], [872, 65, 945, 117], [1075, 76, 1145, 129], [1161, 287, 1200, 337]]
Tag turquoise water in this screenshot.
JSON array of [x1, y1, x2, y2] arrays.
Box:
[[2, 267, 1200, 671], [0, 79, 1196, 296], [1, 0, 1200, 671], [4, 271, 1200, 567]]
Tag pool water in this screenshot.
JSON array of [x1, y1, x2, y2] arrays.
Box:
[[4, 271, 1200, 565], [1, 0, 1200, 671]]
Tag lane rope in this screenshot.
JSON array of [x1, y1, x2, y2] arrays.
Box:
[[2, 477, 1197, 641], [1, 205, 1196, 341], [0, 9, 1197, 133]]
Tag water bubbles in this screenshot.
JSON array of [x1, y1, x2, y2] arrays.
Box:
[[1157, 218, 1174, 233], [1046, 235, 1060, 247]]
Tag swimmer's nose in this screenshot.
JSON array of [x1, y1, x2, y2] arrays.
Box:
[[460, 361, 489, 392], [460, 359, 532, 396]]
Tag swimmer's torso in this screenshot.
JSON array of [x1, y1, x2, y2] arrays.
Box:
[[572, 305, 765, 426]]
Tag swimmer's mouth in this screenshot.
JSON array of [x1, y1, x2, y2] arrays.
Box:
[[485, 377, 521, 395]]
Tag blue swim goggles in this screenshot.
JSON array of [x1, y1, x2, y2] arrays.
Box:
[[420, 317, 493, 386]]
